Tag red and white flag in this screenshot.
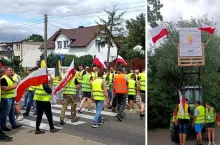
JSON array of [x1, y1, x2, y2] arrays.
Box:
[[198, 24, 215, 34], [116, 55, 127, 66], [93, 55, 106, 69], [149, 24, 169, 43], [15, 68, 48, 102], [179, 90, 186, 116], [53, 59, 75, 95]]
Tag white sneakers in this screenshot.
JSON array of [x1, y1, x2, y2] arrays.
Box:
[[16, 115, 24, 121]]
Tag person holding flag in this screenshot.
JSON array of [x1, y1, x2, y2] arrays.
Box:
[[174, 91, 191, 145]]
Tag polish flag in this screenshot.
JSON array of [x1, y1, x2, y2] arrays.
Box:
[[93, 55, 106, 69], [149, 24, 169, 43], [179, 90, 186, 116], [15, 68, 48, 102], [116, 55, 127, 66], [53, 59, 75, 95], [198, 24, 215, 34]]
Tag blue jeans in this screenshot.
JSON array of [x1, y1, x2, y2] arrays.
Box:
[[1, 98, 16, 128], [179, 122, 188, 134], [26, 91, 36, 114], [93, 100, 104, 125], [24, 91, 29, 106], [107, 86, 113, 101], [0, 102, 5, 136]]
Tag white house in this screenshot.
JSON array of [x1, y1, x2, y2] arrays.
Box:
[[44, 25, 118, 62]]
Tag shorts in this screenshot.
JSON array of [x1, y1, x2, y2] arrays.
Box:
[[194, 123, 204, 133], [206, 122, 215, 128], [128, 95, 134, 101], [178, 122, 188, 134], [140, 92, 145, 103], [82, 92, 91, 98], [107, 89, 113, 101]]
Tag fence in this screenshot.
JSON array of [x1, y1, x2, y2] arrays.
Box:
[[108, 58, 145, 70]]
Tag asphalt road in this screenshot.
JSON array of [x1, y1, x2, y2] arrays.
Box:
[[17, 100, 145, 145], [148, 128, 220, 145]]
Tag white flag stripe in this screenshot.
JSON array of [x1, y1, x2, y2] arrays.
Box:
[[149, 24, 166, 37], [18, 119, 63, 130], [51, 104, 117, 116], [201, 23, 215, 29], [51, 108, 94, 120]]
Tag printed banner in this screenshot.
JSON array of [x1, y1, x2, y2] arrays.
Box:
[[179, 28, 202, 56]]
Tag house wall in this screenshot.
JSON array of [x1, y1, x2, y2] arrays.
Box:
[[48, 34, 117, 62], [21, 43, 43, 67]]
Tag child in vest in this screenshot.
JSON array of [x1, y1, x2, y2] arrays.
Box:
[[127, 74, 137, 111]]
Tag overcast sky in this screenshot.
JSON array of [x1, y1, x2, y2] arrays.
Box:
[[148, 0, 220, 44], [0, 0, 145, 42]]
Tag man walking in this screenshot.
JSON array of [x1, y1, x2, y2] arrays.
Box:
[[127, 74, 137, 111], [78, 68, 93, 113], [139, 70, 146, 117], [205, 102, 216, 145], [0, 67, 13, 141], [33, 75, 60, 134], [91, 71, 108, 128], [192, 101, 205, 145], [60, 72, 80, 125], [1, 67, 22, 131], [112, 67, 128, 121]]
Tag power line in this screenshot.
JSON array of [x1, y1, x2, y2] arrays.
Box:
[[48, 22, 60, 29]]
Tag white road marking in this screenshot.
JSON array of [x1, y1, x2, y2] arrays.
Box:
[[18, 119, 63, 130]]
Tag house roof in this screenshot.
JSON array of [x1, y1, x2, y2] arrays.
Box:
[[42, 25, 103, 49]]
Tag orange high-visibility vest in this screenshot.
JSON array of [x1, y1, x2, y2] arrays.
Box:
[[113, 74, 128, 94]]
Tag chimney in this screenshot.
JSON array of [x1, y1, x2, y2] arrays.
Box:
[[78, 26, 84, 28]]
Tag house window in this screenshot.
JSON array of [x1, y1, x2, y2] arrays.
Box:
[[57, 41, 62, 49], [95, 40, 101, 52], [16, 44, 20, 51], [63, 41, 68, 49]]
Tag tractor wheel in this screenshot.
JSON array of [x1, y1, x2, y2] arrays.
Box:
[[170, 122, 180, 143]]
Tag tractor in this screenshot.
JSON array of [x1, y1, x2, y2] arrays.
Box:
[[170, 85, 207, 143]]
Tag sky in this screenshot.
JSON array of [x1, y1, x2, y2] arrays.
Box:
[[148, 0, 220, 44], [0, 0, 145, 42]]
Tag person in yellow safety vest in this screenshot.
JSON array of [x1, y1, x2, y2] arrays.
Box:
[[77, 65, 86, 101], [1, 67, 22, 131], [192, 101, 205, 145], [104, 70, 114, 109], [138, 70, 146, 117], [127, 74, 137, 111], [11, 71, 24, 121], [92, 67, 98, 80], [174, 98, 191, 145], [127, 69, 134, 81], [33, 75, 60, 134], [78, 68, 93, 113], [0, 67, 13, 141], [23, 68, 37, 117], [60, 72, 80, 125], [91, 71, 108, 128], [205, 102, 217, 145]]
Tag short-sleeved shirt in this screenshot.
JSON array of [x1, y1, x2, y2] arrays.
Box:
[[1, 77, 15, 86], [194, 108, 200, 117]]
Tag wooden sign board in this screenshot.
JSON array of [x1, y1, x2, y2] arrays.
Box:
[[178, 43, 205, 67]]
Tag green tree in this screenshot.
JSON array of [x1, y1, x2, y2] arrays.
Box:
[[96, 6, 125, 68], [126, 13, 145, 50], [24, 34, 44, 42], [78, 55, 93, 67], [147, 0, 163, 28], [148, 16, 220, 128]]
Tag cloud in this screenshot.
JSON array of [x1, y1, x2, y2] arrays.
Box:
[[0, 20, 8, 25], [0, 0, 144, 42]]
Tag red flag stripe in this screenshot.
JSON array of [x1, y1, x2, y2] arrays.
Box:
[[198, 27, 215, 35], [152, 28, 169, 43]]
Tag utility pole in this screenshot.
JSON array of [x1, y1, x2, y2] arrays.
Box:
[[44, 14, 48, 65]]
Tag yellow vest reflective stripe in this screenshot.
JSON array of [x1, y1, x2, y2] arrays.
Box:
[[206, 107, 215, 123], [28, 86, 35, 91], [62, 77, 77, 95], [177, 104, 190, 119], [140, 73, 146, 91], [77, 70, 84, 83], [92, 78, 105, 100], [1, 75, 15, 99], [195, 105, 205, 124], [82, 74, 91, 92], [53, 76, 60, 86], [33, 85, 51, 101], [128, 80, 136, 95]]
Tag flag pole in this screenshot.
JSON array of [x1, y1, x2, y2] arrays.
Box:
[[204, 34, 213, 49]]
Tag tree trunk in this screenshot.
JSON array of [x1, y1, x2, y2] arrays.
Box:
[[106, 45, 111, 68]]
